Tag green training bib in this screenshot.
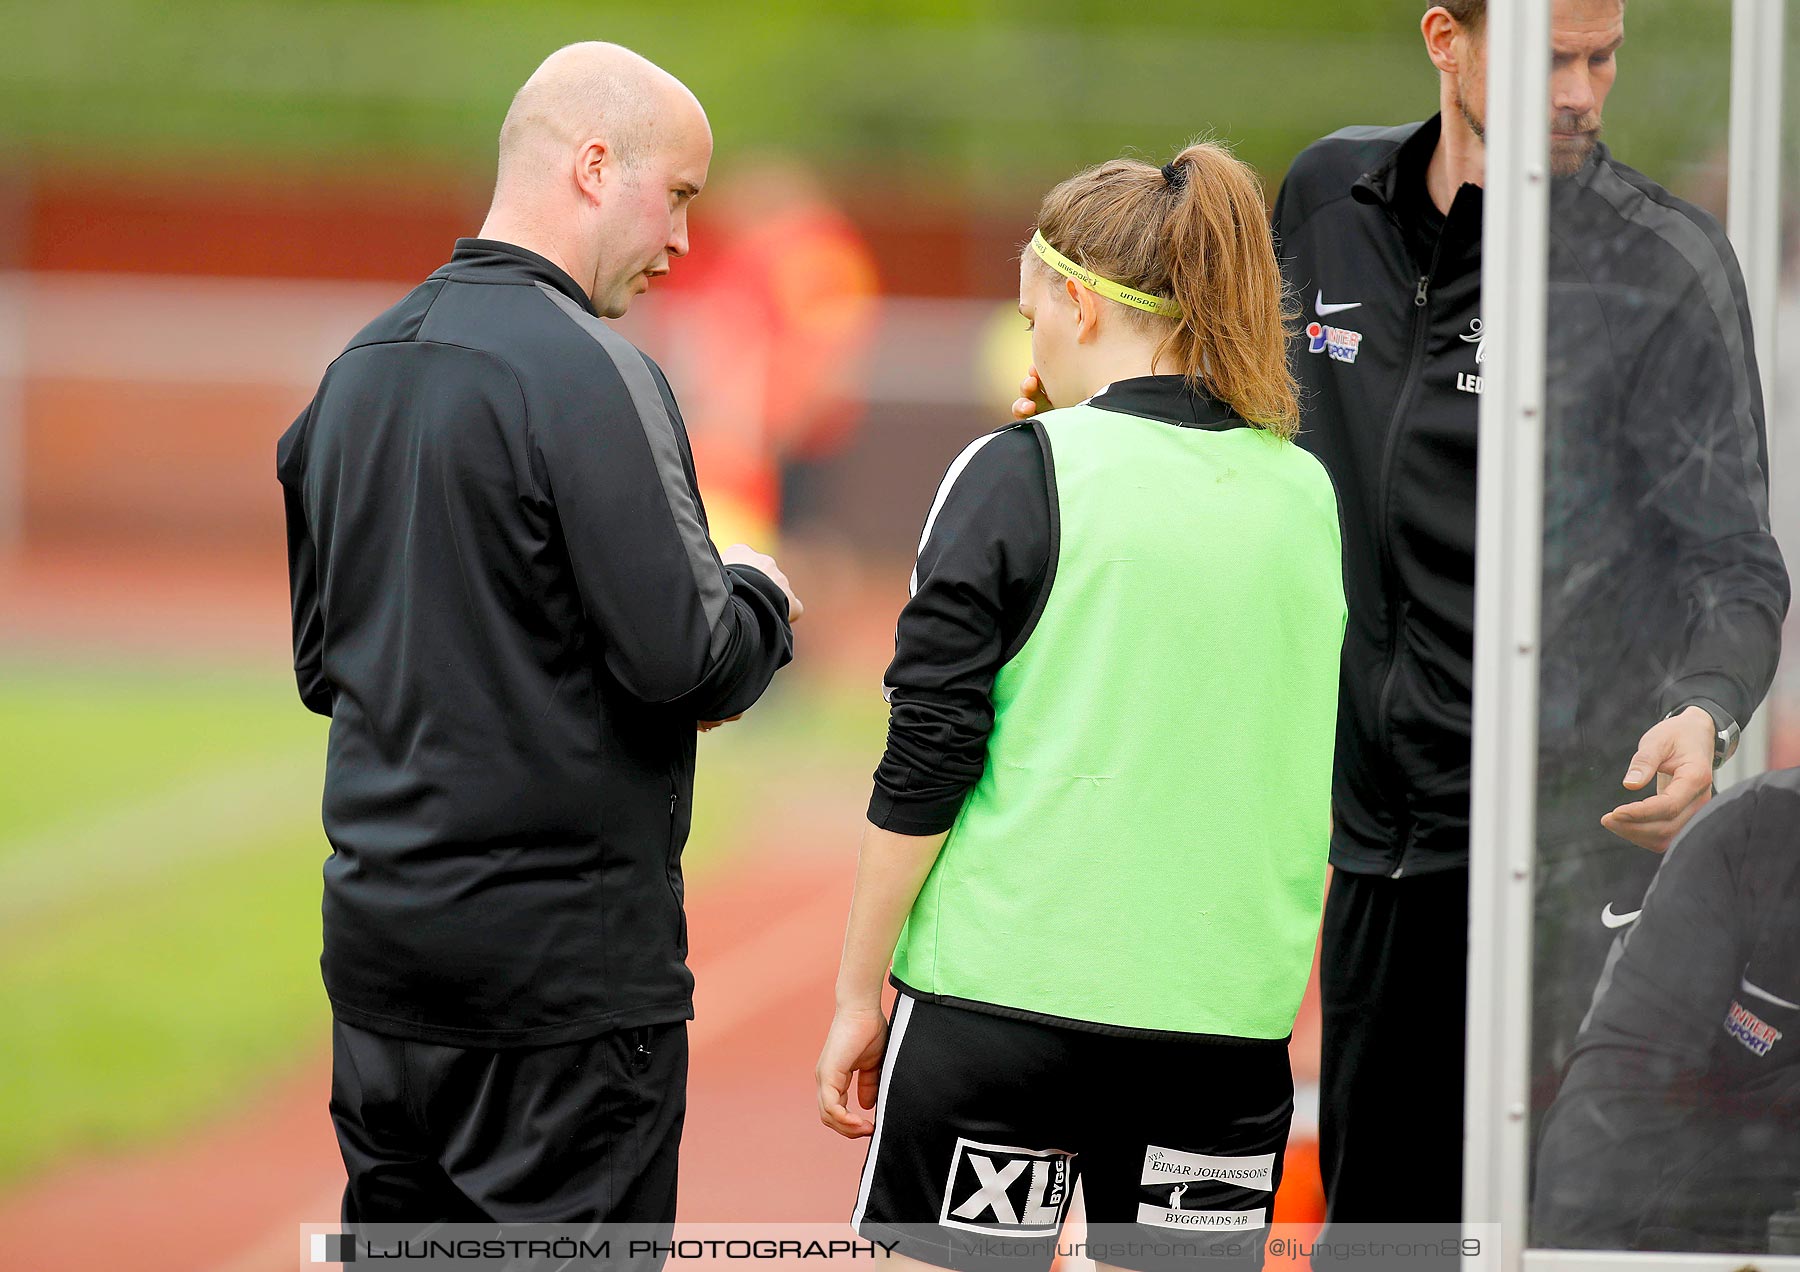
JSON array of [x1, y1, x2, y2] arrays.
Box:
[[891, 402, 1346, 1037]]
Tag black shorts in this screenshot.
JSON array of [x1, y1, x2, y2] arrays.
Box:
[[852, 995, 1292, 1271]]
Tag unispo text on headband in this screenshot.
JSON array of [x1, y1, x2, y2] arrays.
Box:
[[1028, 230, 1182, 318]]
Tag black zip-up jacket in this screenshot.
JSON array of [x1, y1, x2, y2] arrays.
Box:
[[277, 239, 794, 1048], [1273, 117, 1789, 877], [1533, 767, 1800, 1252]]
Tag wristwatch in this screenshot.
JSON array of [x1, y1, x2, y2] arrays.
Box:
[[1667, 699, 1741, 770]]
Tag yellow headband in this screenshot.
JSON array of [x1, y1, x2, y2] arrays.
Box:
[[1029, 229, 1182, 318]]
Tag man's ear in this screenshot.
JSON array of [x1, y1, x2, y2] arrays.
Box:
[[1068, 278, 1102, 343], [1422, 7, 1462, 76], [574, 138, 610, 204]]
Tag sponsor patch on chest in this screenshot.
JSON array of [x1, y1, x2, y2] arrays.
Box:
[[1306, 321, 1363, 364], [1456, 317, 1485, 394], [1725, 999, 1784, 1057]]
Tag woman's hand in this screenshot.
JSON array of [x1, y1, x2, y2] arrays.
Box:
[[816, 1004, 889, 1138], [819, 826, 947, 1136], [1012, 366, 1051, 420]]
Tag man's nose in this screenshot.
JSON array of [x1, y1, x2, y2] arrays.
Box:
[[669, 213, 691, 259], [1552, 66, 1597, 120]]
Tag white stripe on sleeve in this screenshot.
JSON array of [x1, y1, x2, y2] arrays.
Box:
[[909, 431, 1010, 597]]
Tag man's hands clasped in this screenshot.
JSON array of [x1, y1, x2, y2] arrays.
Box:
[[701, 544, 802, 733], [721, 543, 804, 623]]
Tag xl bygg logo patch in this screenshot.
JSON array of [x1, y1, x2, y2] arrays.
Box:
[[939, 1138, 1075, 1235]]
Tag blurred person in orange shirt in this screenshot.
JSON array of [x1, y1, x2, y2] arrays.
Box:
[[645, 159, 880, 549]]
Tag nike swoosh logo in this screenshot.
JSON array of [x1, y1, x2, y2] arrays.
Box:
[[1315, 291, 1362, 317], [1740, 977, 1800, 1011], [1600, 903, 1642, 929]]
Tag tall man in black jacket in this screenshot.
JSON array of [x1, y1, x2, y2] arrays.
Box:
[[278, 42, 800, 1225], [1269, 0, 1790, 1225]]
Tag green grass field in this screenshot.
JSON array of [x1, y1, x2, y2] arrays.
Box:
[[0, 661, 884, 1190], [1, 0, 1743, 205]]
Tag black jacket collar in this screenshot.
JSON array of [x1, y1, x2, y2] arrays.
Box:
[[433, 238, 598, 317], [1088, 374, 1247, 432], [1353, 115, 1442, 211], [1351, 112, 1610, 222], [1352, 114, 1486, 264]]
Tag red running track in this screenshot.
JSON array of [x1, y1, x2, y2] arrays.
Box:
[[0, 778, 1321, 1269]]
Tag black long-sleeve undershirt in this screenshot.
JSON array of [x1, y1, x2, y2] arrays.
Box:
[[867, 421, 1053, 835]]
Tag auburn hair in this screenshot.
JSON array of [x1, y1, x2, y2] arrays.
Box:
[[1031, 140, 1300, 439]]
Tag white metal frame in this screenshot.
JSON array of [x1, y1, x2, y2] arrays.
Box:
[[1466, 1, 1799, 1269], [1462, 0, 1551, 1263], [1721, 0, 1787, 786]]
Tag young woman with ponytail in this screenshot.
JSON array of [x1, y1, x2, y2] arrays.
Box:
[[815, 143, 1346, 1271]]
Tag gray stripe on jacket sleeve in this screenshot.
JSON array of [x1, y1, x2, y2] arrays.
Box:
[[535, 282, 730, 655], [1586, 164, 1770, 528]]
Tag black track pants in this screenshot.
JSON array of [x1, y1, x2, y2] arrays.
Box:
[[329, 1016, 687, 1227], [1318, 867, 1470, 1225]]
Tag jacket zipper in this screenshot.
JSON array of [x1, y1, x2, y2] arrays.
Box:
[[667, 776, 687, 950], [1374, 275, 1433, 757], [1372, 232, 1448, 875]]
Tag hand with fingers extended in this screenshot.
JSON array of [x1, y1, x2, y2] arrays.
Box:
[[720, 543, 804, 623], [1601, 706, 1717, 852], [1011, 366, 1052, 421], [815, 1004, 887, 1138]]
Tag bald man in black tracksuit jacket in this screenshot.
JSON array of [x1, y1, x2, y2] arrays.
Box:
[[1271, 115, 1789, 1223], [278, 239, 794, 1224]]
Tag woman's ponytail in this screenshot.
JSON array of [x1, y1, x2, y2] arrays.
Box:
[[1159, 142, 1300, 437], [1031, 140, 1300, 438]]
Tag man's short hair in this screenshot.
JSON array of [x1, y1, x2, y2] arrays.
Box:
[[1432, 0, 1485, 30]]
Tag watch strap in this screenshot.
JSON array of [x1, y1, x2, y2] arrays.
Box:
[[1666, 698, 1740, 768]]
